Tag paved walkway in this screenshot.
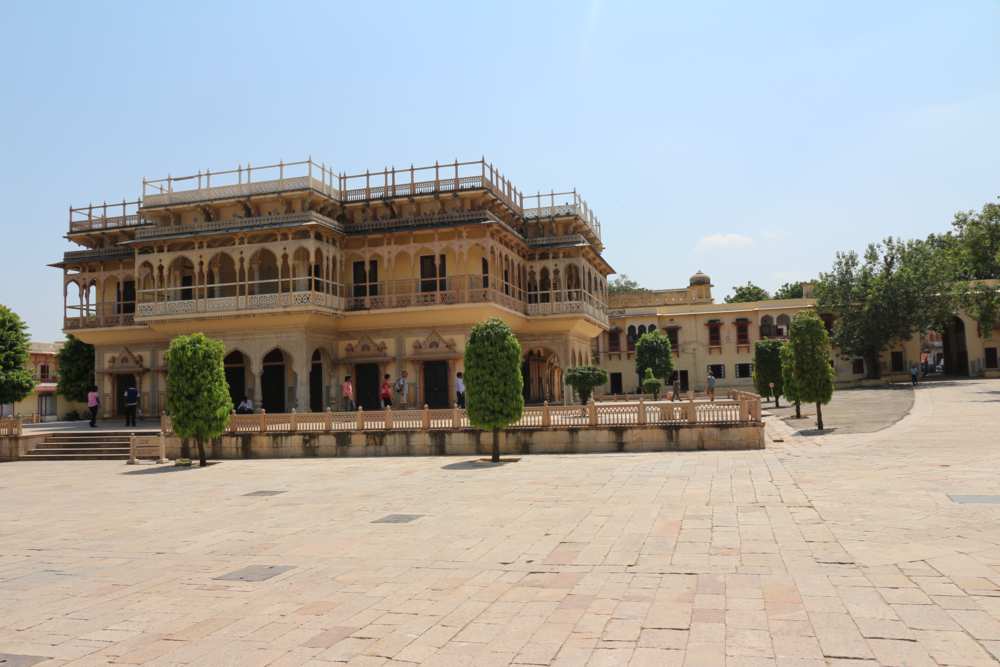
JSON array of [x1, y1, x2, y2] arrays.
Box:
[[1, 380, 998, 666], [769, 384, 915, 436]]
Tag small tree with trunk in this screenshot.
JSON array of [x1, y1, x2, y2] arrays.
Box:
[[788, 311, 835, 430], [565, 366, 608, 405], [56, 334, 95, 403], [634, 330, 674, 383], [0, 305, 34, 410], [165, 333, 231, 466], [753, 340, 784, 407], [464, 318, 524, 463], [641, 368, 663, 399], [780, 341, 802, 419]]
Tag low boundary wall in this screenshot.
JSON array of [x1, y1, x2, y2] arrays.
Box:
[[163, 422, 764, 459]]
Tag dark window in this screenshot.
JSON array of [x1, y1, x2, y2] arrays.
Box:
[[481, 258, 489, 288], [708, 323, 721, 347], [852, 358, 865, 375], [121, 280, 136, 314], [708, 364, 725, 379], [648, 324, 656, 332], [627, 325, 637, 351], [420, 255, 446, 292], [352, 261, 367, 298], [609, 372, 623, 394], [735, 363, 752, 378], [891, 351, 904, 373], [608, 329, 621, 353], [39, 364, 50, 380], [986, 347, 998, 369], [736, 321, 749, 345], [821, 314, 835, 334], [666, 327, 679, 351]]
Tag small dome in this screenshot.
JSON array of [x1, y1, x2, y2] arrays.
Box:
[[689, 271, 711, 286]]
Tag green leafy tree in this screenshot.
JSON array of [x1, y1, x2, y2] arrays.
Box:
[[0, 305, 34, 409], [56, 334, 95, 403], [815, 237, 957, 378], [725, 282, 770, 303], [608, 274, 647, 295], [634, 330, 674, 382], [565, 366, 609, 405], [641, 368, 663, 399], [780, 341, 802, 419], [788, 312, 835, 430], [752, 340, 784, 407], [165, 333, 231, 466], [773, 282, 805, 300], [464, 318, 524, 463], [950, 202, 1000, 281]]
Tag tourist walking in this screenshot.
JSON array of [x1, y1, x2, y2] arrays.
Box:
[[341, 375, 354, 411], [87, 385, 100, 428], [380, 374, 393, 408], [394, 370, 409, 408], [123, 383, 139, 427], [706, 371, 716, 402], [455, 371, 466, 408], [911, 364, 919, 386], [671, 376, 681, 401]]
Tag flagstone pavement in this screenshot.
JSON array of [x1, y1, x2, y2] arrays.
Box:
[[1, 379, 999, 666]]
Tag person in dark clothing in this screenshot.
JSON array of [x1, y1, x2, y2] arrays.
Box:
[[123, 384, 139, 427]]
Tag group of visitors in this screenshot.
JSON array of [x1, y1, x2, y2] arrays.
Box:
[[85, 382, 140, 428], [340, 370, 466, 410]]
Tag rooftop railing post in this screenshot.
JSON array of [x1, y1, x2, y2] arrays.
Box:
[[434, 161, 439, 191], [308, 156, 313, 181], [238, 164, 242, 185], [452, 404, 460, 429], [542, 400, 551, 427], [384, 405, 392, 430], [422, 404, 430, 430], [365, 170, 370, 200], [637, 397, 646, 425], [279, 160, 284, 181], [357, 406, 365, 431], [260, 408, 267, 433], [454, 159, 459, 191], [247, 162, 252, 183], [391, 166, 396, 196], [588, 398, 598, 426], [324, 407, 332, 432]]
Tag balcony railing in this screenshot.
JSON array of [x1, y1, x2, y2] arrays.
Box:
[[133, 211, 342, 240], [523, 190, 601, 241], [117, 275, 607, 325], [69, 200, 148, 234], [143, 159, 340, 206], [64, 304, 136, 330]]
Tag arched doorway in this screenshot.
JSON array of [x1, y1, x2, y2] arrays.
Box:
[[224, 351, 248, 410], [942, 316, 969, 376], [115, 374, 137, 417], [261, 349, 286, 413], [522, 349, 562, 403], [354, 363, 380, 410], [309, 349, 324, 412]]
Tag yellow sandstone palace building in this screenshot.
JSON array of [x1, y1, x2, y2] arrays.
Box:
[[55, 156, 1000, 417]]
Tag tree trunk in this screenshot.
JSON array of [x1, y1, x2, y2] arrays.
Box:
[[774, 394, 780, 408], [196, 437, 207, 467], [180, 437, 190, 459], [491, 428, 500, 463], [794, 400, 801, 419], [816, 402, 824, 431], [865, 351, 881, 379]]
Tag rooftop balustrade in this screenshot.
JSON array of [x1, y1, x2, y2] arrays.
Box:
[[523, 190, 602, 241], [69, 200, 148, 234]]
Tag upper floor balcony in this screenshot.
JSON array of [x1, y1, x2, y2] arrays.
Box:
[[131, 274, 608, 327]]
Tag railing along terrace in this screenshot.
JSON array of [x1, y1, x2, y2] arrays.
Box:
[[142, 159, 341, 205], [127, 273, 605, 323], [64, 303, 136, 330], [523, 190, 602, 241], [339, 159, 524, 212], [69, 200, 147, 234], [160, 395, 761, 436], [0, 417, 23, 437]]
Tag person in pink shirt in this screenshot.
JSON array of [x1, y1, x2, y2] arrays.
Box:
[[341, 376, 354, 411], [86, 385, 100, 427]]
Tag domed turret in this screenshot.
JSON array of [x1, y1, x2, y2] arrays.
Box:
[[689, 271, 711, 286]]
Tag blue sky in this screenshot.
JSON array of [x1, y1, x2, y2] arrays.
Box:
[[1, 0, 998, 341]]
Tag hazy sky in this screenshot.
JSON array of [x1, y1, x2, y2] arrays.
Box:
[[2, 1, 998, 341]]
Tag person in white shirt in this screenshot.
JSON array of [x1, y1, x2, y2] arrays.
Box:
[[455, 371, 466, 408], [237, 396, 254, 414]]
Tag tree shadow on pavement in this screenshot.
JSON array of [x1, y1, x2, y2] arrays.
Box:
[[442, 458, 519, 470], [121, 462, 221, 475]]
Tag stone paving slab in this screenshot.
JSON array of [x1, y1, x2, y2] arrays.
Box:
[[1, 379, 999, 665]]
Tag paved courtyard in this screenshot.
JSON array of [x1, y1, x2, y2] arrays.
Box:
[[1, 380, 999, 666]]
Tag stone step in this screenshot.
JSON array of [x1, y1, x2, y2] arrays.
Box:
[[32, 447, 132, 455], [20, 452, 131, 460]]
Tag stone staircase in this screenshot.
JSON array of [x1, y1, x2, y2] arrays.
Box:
[[22, 431, 159, 461]]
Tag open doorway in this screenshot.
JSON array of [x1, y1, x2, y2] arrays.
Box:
[[261, 349, 286, 413], [423, 361, 450, 408], [942, 316, 969, 376], [310, 350, 324, 412], [354, 363, 380, 410], [115, 373, 137, 417]]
